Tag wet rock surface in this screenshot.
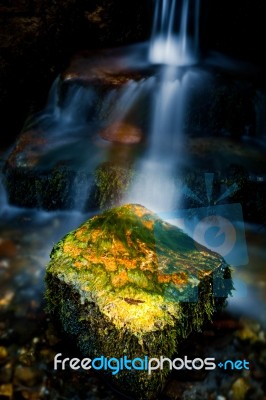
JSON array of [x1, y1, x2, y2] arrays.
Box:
[[45, 204, 233, 399], [3, 49, 266, 219], [2, 48, 153, 211], [99, 122, 143, 144]]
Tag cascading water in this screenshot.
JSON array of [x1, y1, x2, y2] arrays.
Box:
[[149, 0, 200, 65], [126, 0, 201, 211], [0, 0, 202, 215], [125, 70, 187, 211]]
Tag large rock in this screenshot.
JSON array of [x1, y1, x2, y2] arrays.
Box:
[[45, 204, 232, 399], [3, 49, 151, 210]]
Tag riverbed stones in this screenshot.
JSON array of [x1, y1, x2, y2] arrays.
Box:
[[45, 204, 232, 399], [0, 383, 13, 400]]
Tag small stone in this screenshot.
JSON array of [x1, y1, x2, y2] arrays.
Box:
[[231, 378, 250, 400], [45, 324, 61, 346], [163, 379, 191, 399], [20, 390, 41, 400], [0, 347, 8, 363], [236, 326, 259, 342], [0, 363, 12, 384], [0, 292, 14, 309], [0, 384, 13, 400], [0, 260, 9, 269], [258, 331, 265, 342], [39, 348, 57, 363], [217, 396, 226, 400], [18, 349, 35, 367], [0, 239, 16, 258], [14, 366, 41, 387]]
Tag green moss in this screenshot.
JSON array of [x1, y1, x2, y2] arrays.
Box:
[[95, 162, 134, 209], [45, 204, 233, 399]]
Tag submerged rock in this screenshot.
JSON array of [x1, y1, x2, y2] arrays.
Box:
[[3, 50, 150, 211], [45, 204, 232, 399], [99, 122, 143, 144]]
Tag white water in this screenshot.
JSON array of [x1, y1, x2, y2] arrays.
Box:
[[126, 70, 188, 211], [149, 0, 200, 66], [126, 0, 201, 211]]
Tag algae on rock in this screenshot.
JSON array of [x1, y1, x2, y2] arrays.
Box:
[[45, 204, 233, 399], [95, 162, 134, 209]]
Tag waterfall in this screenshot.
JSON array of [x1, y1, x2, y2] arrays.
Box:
[[149, 0, 200, 65], [1, 0, 202, 214], [126, 0, 201, 211], [126, 69, 191, 211]]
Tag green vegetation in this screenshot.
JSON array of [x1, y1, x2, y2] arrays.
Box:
[[94, 162, 134, 209]]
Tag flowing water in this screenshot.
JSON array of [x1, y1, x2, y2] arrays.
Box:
[[0, 0, 266, 397], [149, 0, 200, 65]]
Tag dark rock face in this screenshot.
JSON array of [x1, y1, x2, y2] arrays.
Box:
[[0, 0, 149, 148], [2, 49, 151, 211], [201, 0, 266, 68], [46, 204, 233, 399]]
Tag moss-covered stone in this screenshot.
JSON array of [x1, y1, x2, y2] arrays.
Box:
[[95, 162, 134, 209], [45, 204, 233, 399]]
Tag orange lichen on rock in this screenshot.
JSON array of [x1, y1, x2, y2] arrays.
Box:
[[47, 204, 232, 333], [63, 242, 82, 258], [46, 204, 233, 400], [112, 270, 129, 287], [171, 272, 188, 285], [75, 227, 89, 242], [157, 274, 172, 284]]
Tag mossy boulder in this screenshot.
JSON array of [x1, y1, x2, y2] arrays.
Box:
[[45, 204, 232, 399]]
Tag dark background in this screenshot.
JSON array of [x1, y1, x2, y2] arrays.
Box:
[[0, 0, 265, 149]]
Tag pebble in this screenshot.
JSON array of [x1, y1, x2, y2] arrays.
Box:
[[18, 349, 36, 367], [0, 362, 12, 384], [20, 390, 41, 400], [0, 239, 16, 258], [45, 324, 61, 346], [217, 396, 226, 400], [39, 348, 57, 363], [0, 260, 9, 269], [231, 378, 250, 400], [0, 291, 14, 309], [0, 383, 13, 399], [0, 347, 8, 362], [14, 366, 41, 387], [236, 318, 263, 343]]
